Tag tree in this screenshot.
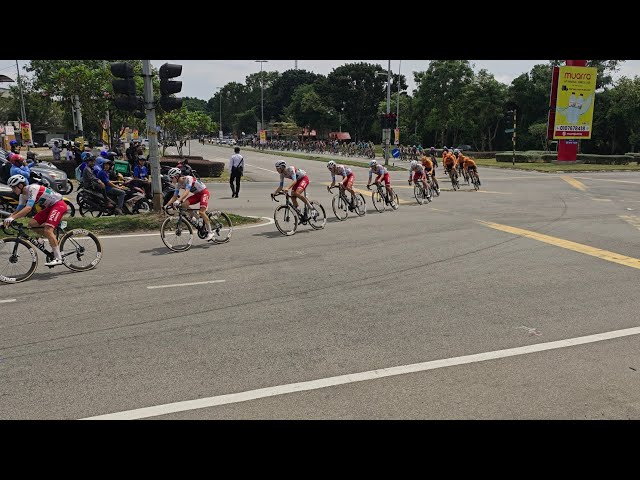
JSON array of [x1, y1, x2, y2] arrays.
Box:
[[528, 122, 550, 151], [159, 107, 213, 156], [266, 69, 322, 122], [549, 60, 624, 90], [183, 97, 208, 113], [285, 84, 333, 136]]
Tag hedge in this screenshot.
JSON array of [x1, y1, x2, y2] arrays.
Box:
[[496, 151, 635, 164]]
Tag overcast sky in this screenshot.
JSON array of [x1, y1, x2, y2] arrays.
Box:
[[4, 60, 640, 101]]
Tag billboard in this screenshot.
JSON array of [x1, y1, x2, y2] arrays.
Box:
[[394, 128, 400, 145], [553, 66, 597, 139], [259, 129, 266, 145], [20, 122, 33, 146]]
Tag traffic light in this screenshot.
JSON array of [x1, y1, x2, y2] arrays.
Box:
[[389, 113, 397, 128], [159, 63, 183, 112], [380, 113, 387, 129], [110, 62, 143, 111]]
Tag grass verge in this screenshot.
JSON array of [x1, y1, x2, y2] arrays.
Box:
[[248, 148, 406, 171], [0, 212, 261, 238], [475, 158, 640, 172]]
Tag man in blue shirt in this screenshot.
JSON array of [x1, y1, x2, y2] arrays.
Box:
[[96, 159, 125, 215], [129, 155, 151, 198], [9, 152, 34, 185]]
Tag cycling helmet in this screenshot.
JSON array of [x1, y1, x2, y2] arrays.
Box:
[[410, 160, 418, 169], [168, 167, 182, 178], [453, 149, 460, 155], [275, 161, 286, 169], [81, 151, 91, 161], [7, 174, 27, 187], [9, 140, 18, 146], [430, 146, 436, 152], [369, 160, 377, 167], [443, 147, 449, 153], [327, 160, 336, 170], [100, 150, 109, 158]]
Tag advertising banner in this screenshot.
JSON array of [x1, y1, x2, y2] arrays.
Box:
[[259, 129, 266, 145], [20, 122, 33, 146], [394, 128, 400, 145], [553, 66, 597, 139]]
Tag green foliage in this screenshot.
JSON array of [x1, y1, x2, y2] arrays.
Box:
[[159, 107, 214, 156]]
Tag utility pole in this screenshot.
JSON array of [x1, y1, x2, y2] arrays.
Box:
[[142, 60, 162, 212], [102, 60, 111, 149], [15, 60, 27, 123], [384, 60, 391, 166], [74, 95, 83, 145], [512, 109, 517, 165], [396, 60, 401, 131]]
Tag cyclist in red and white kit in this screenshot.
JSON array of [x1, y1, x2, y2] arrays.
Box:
[[3, 174, 68, 266], [163, 167, 215, 241], [326, 160, 356, 205], [272, 160, 316, 217]]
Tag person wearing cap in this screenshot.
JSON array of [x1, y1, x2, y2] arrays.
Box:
[[9, 139, 20, 155], [96, 158, 125, 215], [8, 152, 34, 186], [129, 155, 151, 198]]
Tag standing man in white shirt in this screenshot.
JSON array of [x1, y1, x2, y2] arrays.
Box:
[[229, 146, 244, 198], [52, 141, 62, 162]]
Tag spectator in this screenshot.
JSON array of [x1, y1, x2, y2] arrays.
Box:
[[97, 159, 125, 215], [65, 145, 74, 162], [228, 146, 244, 198], [9, 139, 20, 155], [128, 155, 151, 198], [8, 153, 34, 186], [52, 141, 62, 162]]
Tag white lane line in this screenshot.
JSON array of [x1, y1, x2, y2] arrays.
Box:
[[82, 325, 640, 420], [98, 216, 273, 239], [147, 280, 226, 290], [247, 164, 278, 174], [0, 299, 17, 304]]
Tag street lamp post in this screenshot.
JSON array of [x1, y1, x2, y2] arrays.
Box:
[[339, 102, 345, 132], [216, 86, 222, 139], [385, 60, 391, 166], [255, 60, 268, 133], [396, 60, 401, 131]]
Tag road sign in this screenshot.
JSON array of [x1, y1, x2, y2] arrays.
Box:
[[392, 148, 400, 158], [505, 128, 514, 133]]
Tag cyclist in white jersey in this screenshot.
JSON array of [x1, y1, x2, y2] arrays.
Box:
[[326, 161, 357, 205], [3, 174, 68, 266], [163, 168, 214, 241], [408, 160, 430, 197], [273, 161, 316, 217], [367, 160, 396, 203]]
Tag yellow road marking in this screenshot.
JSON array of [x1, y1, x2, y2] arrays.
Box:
[[477, 220, 640, 270], [573, 177, 640, 185], [619, 215, 640, 232], [560, 175, 587, 191]]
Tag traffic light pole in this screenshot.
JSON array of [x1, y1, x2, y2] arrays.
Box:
[[384, 60, 391, 166], [142, 60, 163, 212], [512, 108, 517, 166]]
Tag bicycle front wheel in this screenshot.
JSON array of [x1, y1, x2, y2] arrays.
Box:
[[353, 193, 366, 217], [391, 192, 400, 210], [414, 184, 424, 204], [372, 189, 385, 212], [274, 205, 298, 235], [60, 229, 103, 271], [209, 211, 233, 243], [332, 194, 348, 221], [309, 201, 326, 230], [161, 216, 194, 252], [64, 200, 75, 218], [0, 238, 38, 284]]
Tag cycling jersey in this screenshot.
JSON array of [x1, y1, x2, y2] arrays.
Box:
[[17, 184, 63, 210], [331, 165, 352, 181], [368, 165, 388, 182], [174, 175, 206, 196], [279, 166, 307, 187], [421, 157, 434, 172]]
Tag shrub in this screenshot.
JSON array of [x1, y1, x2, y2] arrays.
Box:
[[160, 157, 224, 177]]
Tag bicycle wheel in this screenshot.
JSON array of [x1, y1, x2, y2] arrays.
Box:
[[308, 201, 327, 230], [161, 216, 194, 252], [353, 193, 366, 217], [0, 238, 38, 284], [414, 184, 424, 204], [372, 189, 385, 212], [332, 194, 348, 221], [209, 211, 233, 243], [59, 229, 103, 271], [63, 200, 75, 218], [391, 192, 400, 210], [63, 180, 74, 195], [274, 205, 298, 236], [431, 182, 440, 197]]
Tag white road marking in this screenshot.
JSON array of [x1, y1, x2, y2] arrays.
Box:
[[0, 299, 17, 304], [82, 325, 640, 420], [98, 216, 273, 239], [147, 280, 226, 290], [247, 164, 278, 174]]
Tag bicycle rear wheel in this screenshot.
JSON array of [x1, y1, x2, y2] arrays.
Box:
[[60, 229, 103, 271], [391, 192, 400, 210], [309, 201, 326, 230], [274, 205, 298, 235], [63, 200, 75, 218], [353, 193, 366, 217], [372, 189, 385, 212], [332, 194, 348, 221], [209, 211, 233, 243], [0, 238, 38, 283], [161, 216, 194, 251]]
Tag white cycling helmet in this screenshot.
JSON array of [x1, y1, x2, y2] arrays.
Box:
[[410, 160, 418, 169], [167, 167, 182, 178], [275, 161, 286, 169], [369, 160, 377, 167], [453, 149, 460, 155], [326, 161, 336, 170], [7, 174, 27, 187]]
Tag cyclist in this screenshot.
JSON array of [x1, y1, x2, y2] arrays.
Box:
[[462, 156, 481, 186], [326, 160, 356, 207], [164, 167, 215, 241], [408, 160, 430, 200], [421, 154, 440, 193], [453, 149, 465, 179], [429, 146, 438, 168], [2, 174, 68, 267], [367, 159, 396, 205], [273, 160, 316, 217], [442, 148, 457, 180]]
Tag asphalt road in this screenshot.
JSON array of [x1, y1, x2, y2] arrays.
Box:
[[1, 143, 639, 419]]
